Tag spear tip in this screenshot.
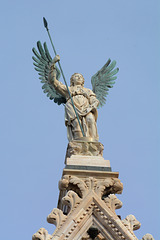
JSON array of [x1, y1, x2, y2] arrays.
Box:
[[43, 17, 48, 30]]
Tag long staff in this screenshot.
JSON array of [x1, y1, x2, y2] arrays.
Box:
[[43, 17, 85, 137]]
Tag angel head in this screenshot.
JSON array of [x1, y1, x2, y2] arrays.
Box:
[[70, 73, 84, 86]]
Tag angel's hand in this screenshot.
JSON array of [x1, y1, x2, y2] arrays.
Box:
[[90, 102, 99, 112], [49, 55, 60, 82], [50, 55, 60, 70], [90, 97, 99, 109], [53, 55, 60, 63]]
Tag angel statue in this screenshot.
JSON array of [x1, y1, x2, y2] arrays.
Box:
[[32, 41, 119, 142]]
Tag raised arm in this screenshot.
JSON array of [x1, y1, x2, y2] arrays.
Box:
[[49, 55, 69, 98]]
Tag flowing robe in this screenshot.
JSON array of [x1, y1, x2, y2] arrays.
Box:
[[53, 80, 99, 141]]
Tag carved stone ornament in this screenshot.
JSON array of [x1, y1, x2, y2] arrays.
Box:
[[66, 140, 104, 159], [122, 214, 141, 232], [103, 194, 123, 213], [59, 175, 123, 200], [62, 190, 82, 211], [32, 228, 52, 240], [33, 186, 142, 240], [47, 208, 67, 228], [141, 233, 155, 240]]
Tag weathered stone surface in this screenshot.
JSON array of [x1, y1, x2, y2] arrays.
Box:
[[103, 194, 123, 213], [65, 140, 104, 159], [47, 208, 67, 228], [33, 174, 142, 240], [62, 190, 82, 211], [58, 175, 123, 200], [122, 214, 141, 231], [66, 155, 110, 168], [141, 233, 155, 240], [32, 228, 52, 240], [32, 154, 155, 240], [48, 191, 139, 240], [62, 167, 119, 179]]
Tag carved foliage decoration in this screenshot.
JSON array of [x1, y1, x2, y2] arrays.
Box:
[[122, 214, 141, 232], [62, 190, 81, 211], [59, 175, 123, 200], [32, 228, 52, 240], [33, 196, 142, 240], [103, 194, 123, 213], [33, 175, 147, 240], [95, 178, 123, 197], [47, 208, 67, 229], [69, 176, 89, 197]]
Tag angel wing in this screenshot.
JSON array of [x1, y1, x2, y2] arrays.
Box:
[[91, 59, 119, 107], [32, 41, 66, 105]]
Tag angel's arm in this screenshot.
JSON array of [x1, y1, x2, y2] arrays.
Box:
[[49, 57, 69, 98], [32, 42, 66, 105], [54, 80, 69, 98]]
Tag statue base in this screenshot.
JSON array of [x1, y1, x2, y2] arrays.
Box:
[[65, 155, 111, 172], [58, 156, 120, 211], [65, 140, 104, 161]]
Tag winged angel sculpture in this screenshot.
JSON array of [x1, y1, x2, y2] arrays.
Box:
[[32, 41, 119, 142]]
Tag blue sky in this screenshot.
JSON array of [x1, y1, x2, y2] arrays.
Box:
[[0, 1, 159, 239]]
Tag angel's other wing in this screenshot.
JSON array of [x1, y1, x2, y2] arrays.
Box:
[[32, 41, 66, 105], [91, 59, 119, 107]]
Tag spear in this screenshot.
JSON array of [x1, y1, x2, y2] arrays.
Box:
[[43, 17, 85, 137]]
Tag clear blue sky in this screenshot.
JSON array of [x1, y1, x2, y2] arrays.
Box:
[[0, 0, 159, 239]]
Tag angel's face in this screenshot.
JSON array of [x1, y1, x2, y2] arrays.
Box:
[[70, 73, 84, 86]]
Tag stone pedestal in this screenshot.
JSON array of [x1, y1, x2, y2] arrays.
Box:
[[65, 140, 104, 160], [32, 145, 155, 240], [65, 155, 111, 172]]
